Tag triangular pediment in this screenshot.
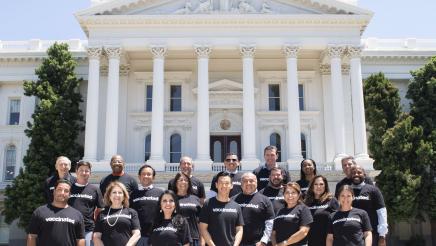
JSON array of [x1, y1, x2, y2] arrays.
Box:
[[192, 79, 243, 94], [76, 0, 372, 17]]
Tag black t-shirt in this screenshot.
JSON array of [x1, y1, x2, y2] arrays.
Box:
[[68, 183, 104, 232], [99, 173, 138, 196], [232, 192, 275, 244], [334, 177, 373, 198], [253, 165, 290, 190], [210, 172, 243, 197], [199, 197, 244, 246], [259, 185, 285, 215], [178, 194, 202, 240], [28, 204, 85, 246], [328, 208, 372, 246], [150, 218, 190, 246], [305, 198, 339, 246], [352, 184, 385, 235], [296, 179, 310, 196], [168, 176, 206, 199], [94, 207, 140, 246], [44, 173, 77, 203], [273, 203, 313, 245], [129, 187, 164, 236]]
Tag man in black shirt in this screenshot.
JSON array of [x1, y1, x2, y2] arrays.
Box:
[[200, 171, 244, 246], [253, 146, 290, 191], [69, 161, 104, 246], [233, 172, 275, 246], [335, 156, 373, 198], [130, 164, 164, 246], [209, 153, 243, 198], [100, 154, 138, 196], [167, 156, 206, 204], [28, 179, 85, 246], [44, 156, 77, 203], [259, 167, 286, 214]]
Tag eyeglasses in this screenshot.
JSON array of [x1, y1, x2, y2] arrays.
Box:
[[225, 158, 238, 162]]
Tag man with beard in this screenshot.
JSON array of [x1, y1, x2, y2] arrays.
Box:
[[209, 153, 243, 198], [44, 156, 77, 203], [232, 173, 274, 246], [100, 154, 138, 196], [253, 146, 290, 191], [351, 165, 388, 246], [28, 179, 85, 246], [167, 156, 206, 204], [334, 156, 373, 198], [259, 167, 285, 214]]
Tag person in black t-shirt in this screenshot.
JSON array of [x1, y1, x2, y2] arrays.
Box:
[[253, 146, 290, 191], [69, 161, 104, 246], [169, 172, 203, 246], [232, 172, 275, 246], [93, 181, 140, 246], [350, 165, 388, 246], [259, 167, 286, 215], [296, 159, 317, 197], [304, 175, 339, 246], [200, 171, 244, 246], [334, 156, 373, 198], [150, 190, 190, 246], [130, 164, 164, 246], [327, 185, 372, 246], [44, 156, 77, 203], [28, 179, 85, 246], [271, 182, 312, 246], [168, 156, 206, 204], [100, 155, 138, 196], [209, 153, 243, 198]]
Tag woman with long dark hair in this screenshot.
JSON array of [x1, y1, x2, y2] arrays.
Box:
[[296, 159, 317, 196]]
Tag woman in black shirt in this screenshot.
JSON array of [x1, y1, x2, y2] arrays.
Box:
[[296, 159, 317, 197]]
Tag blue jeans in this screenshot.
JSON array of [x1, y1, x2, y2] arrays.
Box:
[[85, 231, 93, 246]]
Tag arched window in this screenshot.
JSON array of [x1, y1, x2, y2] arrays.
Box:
[[270, 133, 281, 162], [4, 145, 16, 181], [213, 141, 222, 162], [170, 134, 182, 163], [301, 133, 307, 159], [144, 134, 151, 161]]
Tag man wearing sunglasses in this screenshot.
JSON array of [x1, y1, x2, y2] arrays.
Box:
[[209, 153, 243, 198]]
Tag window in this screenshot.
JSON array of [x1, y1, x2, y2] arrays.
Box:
[[213, 141, 222, 162], [170, 85, 182, 112], [268, 84, 280, 111], [270, 133, 281, 162], [8, 99, 20, 125], [145, 85, 153, 112], [170, 134, 181, 163], [301, 133, 307, 159], [144, 134, 151, 161], [298, 84, 304, 111], [4, 145, 16, 181]]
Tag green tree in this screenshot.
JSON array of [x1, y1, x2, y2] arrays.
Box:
[[3, 43, 84, 229]]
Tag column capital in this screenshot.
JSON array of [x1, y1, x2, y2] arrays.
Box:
[[347, 46, 363, 59], [194, 45, 212, 58], [319, 64, 331, 75], [327, 45, 345, 58], [150, 46, 167, 58], [240, 45, 256, 58], [87, 47, 102, 59], [282, 45, 300, 58], [104, 47, 122, 59], [120, 64, 131, 76]]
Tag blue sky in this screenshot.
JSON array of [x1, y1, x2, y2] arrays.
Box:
[[0, 0, 435, 41]]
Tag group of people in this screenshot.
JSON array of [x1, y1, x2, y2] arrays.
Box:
[[27, 146, 388, 246]]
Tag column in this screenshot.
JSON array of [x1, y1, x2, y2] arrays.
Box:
[[147, 46, 167, 171], [327, 46, 347, 166], [283, 45, 303, 169], [194, 45, 213, 171], [240, 45, 260, 169], [104, 47, 121, 160], [83, 47, 102, 161]]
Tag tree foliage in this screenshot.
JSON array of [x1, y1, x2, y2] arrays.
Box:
[[3, 43, 84, 228]]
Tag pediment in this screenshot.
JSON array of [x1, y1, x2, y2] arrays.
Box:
[[192, 79, 243, 94], [76, 0, 372, 17]]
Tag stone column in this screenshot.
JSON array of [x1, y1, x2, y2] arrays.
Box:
[[327, 46, 347, 168], [283, 45, 303, 169], [103, 47, 121, 160], [240, 45, 260, 169], [194, 45, 213, 171], [147, 46, 167, 171], [83, 47, 102, 161]]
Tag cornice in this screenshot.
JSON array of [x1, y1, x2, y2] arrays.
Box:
[[361, 55, 433, 65], [0, 53, 87, 63]]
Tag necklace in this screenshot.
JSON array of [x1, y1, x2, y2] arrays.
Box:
[[106, 206, 123, 227]]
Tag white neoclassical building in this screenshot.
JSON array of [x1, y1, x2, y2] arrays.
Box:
[[1, 0, 436, 183]]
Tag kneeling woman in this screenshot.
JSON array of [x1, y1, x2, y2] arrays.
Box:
[[272, 182, 313, 246], [326, 185, 372, 246], [150, 190, 190, 246]]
